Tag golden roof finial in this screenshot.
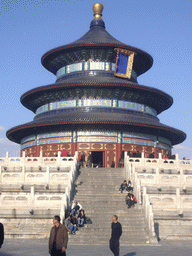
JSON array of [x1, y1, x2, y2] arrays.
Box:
[[92, 3, 104, 20]]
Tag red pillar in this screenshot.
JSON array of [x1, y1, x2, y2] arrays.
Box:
[[71, 142, 78, 156], [116, 143, 122, 168], [36, 145, 40, 157], [154, 146, 157, 159]]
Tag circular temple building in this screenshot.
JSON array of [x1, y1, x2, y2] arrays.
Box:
[[7, 3, 186, 167]]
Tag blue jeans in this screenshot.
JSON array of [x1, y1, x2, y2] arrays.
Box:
[[71, 209, 79, 216], [68, 224, 77, 233], [77, 161, 81, 169], [87, 160, 91, 168], [78, 218, 84, 226]]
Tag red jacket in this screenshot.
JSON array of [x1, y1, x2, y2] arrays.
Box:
[[78, 154, 81, 161], [61, 150, 68, 157]]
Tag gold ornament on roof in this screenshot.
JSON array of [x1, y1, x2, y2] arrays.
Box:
[[92, 3, 104, 20]]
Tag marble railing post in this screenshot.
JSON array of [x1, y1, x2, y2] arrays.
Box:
[[30, 186, 35, 208], [46, 166, 50, 184], [60, 193, 67, 224], [22, 151, 26, 183], [6, 151, 9, 159], [158, 153, 162, 168], [176, 187, 181, 212], [22, 165, 25, 183], [57, 151, 61, 166], [149, 203, 156, 238], [143, 186, 147, 205], [180, 168, 184, 188], [0, 166, 2, 184], [39, 151, 43, 166], [22, 151, 26, 166], [141, 152, 145, 166], [137, 179, 141, 204], [124, 151, 129, 180], [156, 168, 160, 187], [2, 152, 8, 166], [176, 154, 179, 167]]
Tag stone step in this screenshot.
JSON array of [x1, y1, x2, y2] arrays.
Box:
[[73, 193, 129, 196], [68, 167, 150, 245], [75, 184, 124, 187]]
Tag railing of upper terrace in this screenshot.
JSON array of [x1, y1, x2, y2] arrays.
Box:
[[124, 152, 192, 242], [0, 151, 79, 223]]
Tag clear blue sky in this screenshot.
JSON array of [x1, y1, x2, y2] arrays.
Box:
[[0, 0, 191, 158]]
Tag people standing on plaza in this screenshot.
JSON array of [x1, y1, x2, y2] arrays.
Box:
[[135, 151, 141, 158], [77, 151, 82, 169], [0, 222, 4, 249], [109, 215, 122, 256], [127, 151, 132, 157], [61, 147, 68, 157], [111, 161, 115, 168], [149, 152, 155, 158], [80, 151, 85, 167], [163, 154, 168, 160], [87, 151, 92, 168], [49, 215, 68, 256]]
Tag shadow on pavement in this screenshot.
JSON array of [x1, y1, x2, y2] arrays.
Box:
[[123, 252, 136, 256], [0, 252, 14, 256]]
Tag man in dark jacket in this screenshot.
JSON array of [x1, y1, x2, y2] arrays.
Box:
[[0, 223, 4, 248], [109, 215, 122, 256], [118, 180, 128, 193], [49, 215, 68, 256], [80, 151, 85, 168]]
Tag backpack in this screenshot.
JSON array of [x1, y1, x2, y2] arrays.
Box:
[[85, 217, 92, 224]]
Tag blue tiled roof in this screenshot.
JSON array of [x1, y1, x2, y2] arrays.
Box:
[[6, 108, 186, 145], [41, 18, 153, 76]]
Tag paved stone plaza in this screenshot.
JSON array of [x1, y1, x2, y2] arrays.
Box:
[[0, 239, 191, 256]]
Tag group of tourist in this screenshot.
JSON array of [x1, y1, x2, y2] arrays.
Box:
[[64, 200, 86, 235], [77, 151, 93, 168], [119, 180, 137, 208], [49, 214, 122, 256]]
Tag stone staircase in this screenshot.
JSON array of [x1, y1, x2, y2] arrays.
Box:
[[68, 168, 150, 245]]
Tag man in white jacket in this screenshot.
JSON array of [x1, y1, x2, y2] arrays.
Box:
[[71, 200, 82, 217]]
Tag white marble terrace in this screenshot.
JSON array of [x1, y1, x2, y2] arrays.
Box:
[[0, 151, 78, 222], [124, 152, 192, 240]]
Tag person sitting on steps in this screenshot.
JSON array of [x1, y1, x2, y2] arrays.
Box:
[[118, 180, 128, 193], [126, 193, 137, 208], [127, 180, 133, 192], [71, 200, 82, 217], [64, 215, 77, 235], [77, 209, 86, 227]]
